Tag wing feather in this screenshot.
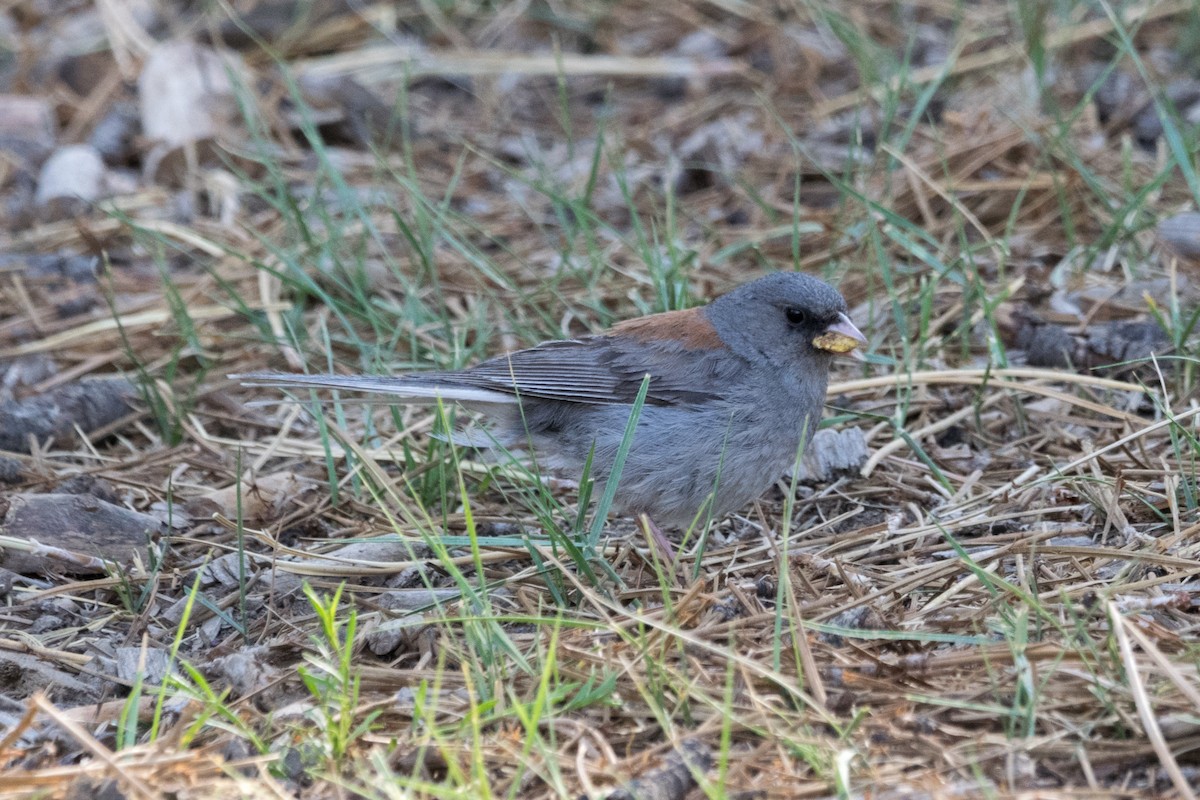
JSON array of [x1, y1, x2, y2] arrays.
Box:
[[238, 333, 747, 407], [440, 334, 737, 406]]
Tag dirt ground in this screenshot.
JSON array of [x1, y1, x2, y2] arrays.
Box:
[[2, 1, 1200, 798]]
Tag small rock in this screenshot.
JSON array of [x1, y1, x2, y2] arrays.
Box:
[[89, 103, 141, 165], [210, 646, 278, 698], [139, 41, 244, 148], [28, 615, 63, 634], [56, 475, 120, 504], [1159, 212, 1200, 265], [792, 427, 870, 483], [35, 145, 107, 219], [365, 607, 426, 656], [138, 40, 248, 183], [116, 647, 171, 684], [0, 94, 57, 140], [297, 74, 398, 148]]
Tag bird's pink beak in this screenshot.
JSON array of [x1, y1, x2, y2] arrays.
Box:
[[812, 313, 867, 356]]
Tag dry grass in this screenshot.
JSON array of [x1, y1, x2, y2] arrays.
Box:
[[2, 1, 1200, 798]]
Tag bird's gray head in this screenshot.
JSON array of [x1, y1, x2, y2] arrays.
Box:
[[704, 272, 865, 368]]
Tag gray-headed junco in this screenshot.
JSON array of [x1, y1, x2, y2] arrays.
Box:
[[236, 272, 865, 529]]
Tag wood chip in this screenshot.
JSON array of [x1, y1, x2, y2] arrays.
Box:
[[0, 377, 137, 452], [0, 493, 163, 575]]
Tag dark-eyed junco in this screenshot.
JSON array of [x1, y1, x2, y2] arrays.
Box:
[[235, 272, 865, 529]]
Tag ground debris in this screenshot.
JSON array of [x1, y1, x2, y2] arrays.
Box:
[[1002, 306, 1171, 374], [604, 739, 713, 800], [137, 40, 249, 183], [34, 145, 108, 221], [792, 427, 870, 483], [0, 1, 1199, 797], [0, 492, 162, 574], [0, 377, 137, 452]]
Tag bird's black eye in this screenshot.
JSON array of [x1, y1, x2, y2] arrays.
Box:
[[785, 307, 807, 326]]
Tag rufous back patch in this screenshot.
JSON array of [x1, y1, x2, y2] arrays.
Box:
[[612, 307, 723, 349]]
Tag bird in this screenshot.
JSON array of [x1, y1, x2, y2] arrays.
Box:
[[234, 272, 866, 531]]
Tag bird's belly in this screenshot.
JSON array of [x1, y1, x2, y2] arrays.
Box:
[[517, 402, 815, 528]]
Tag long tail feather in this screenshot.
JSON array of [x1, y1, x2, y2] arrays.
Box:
[[231, 372, 516, 406]]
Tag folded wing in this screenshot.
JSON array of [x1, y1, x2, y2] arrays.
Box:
[[236, 333, 745, 407]]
